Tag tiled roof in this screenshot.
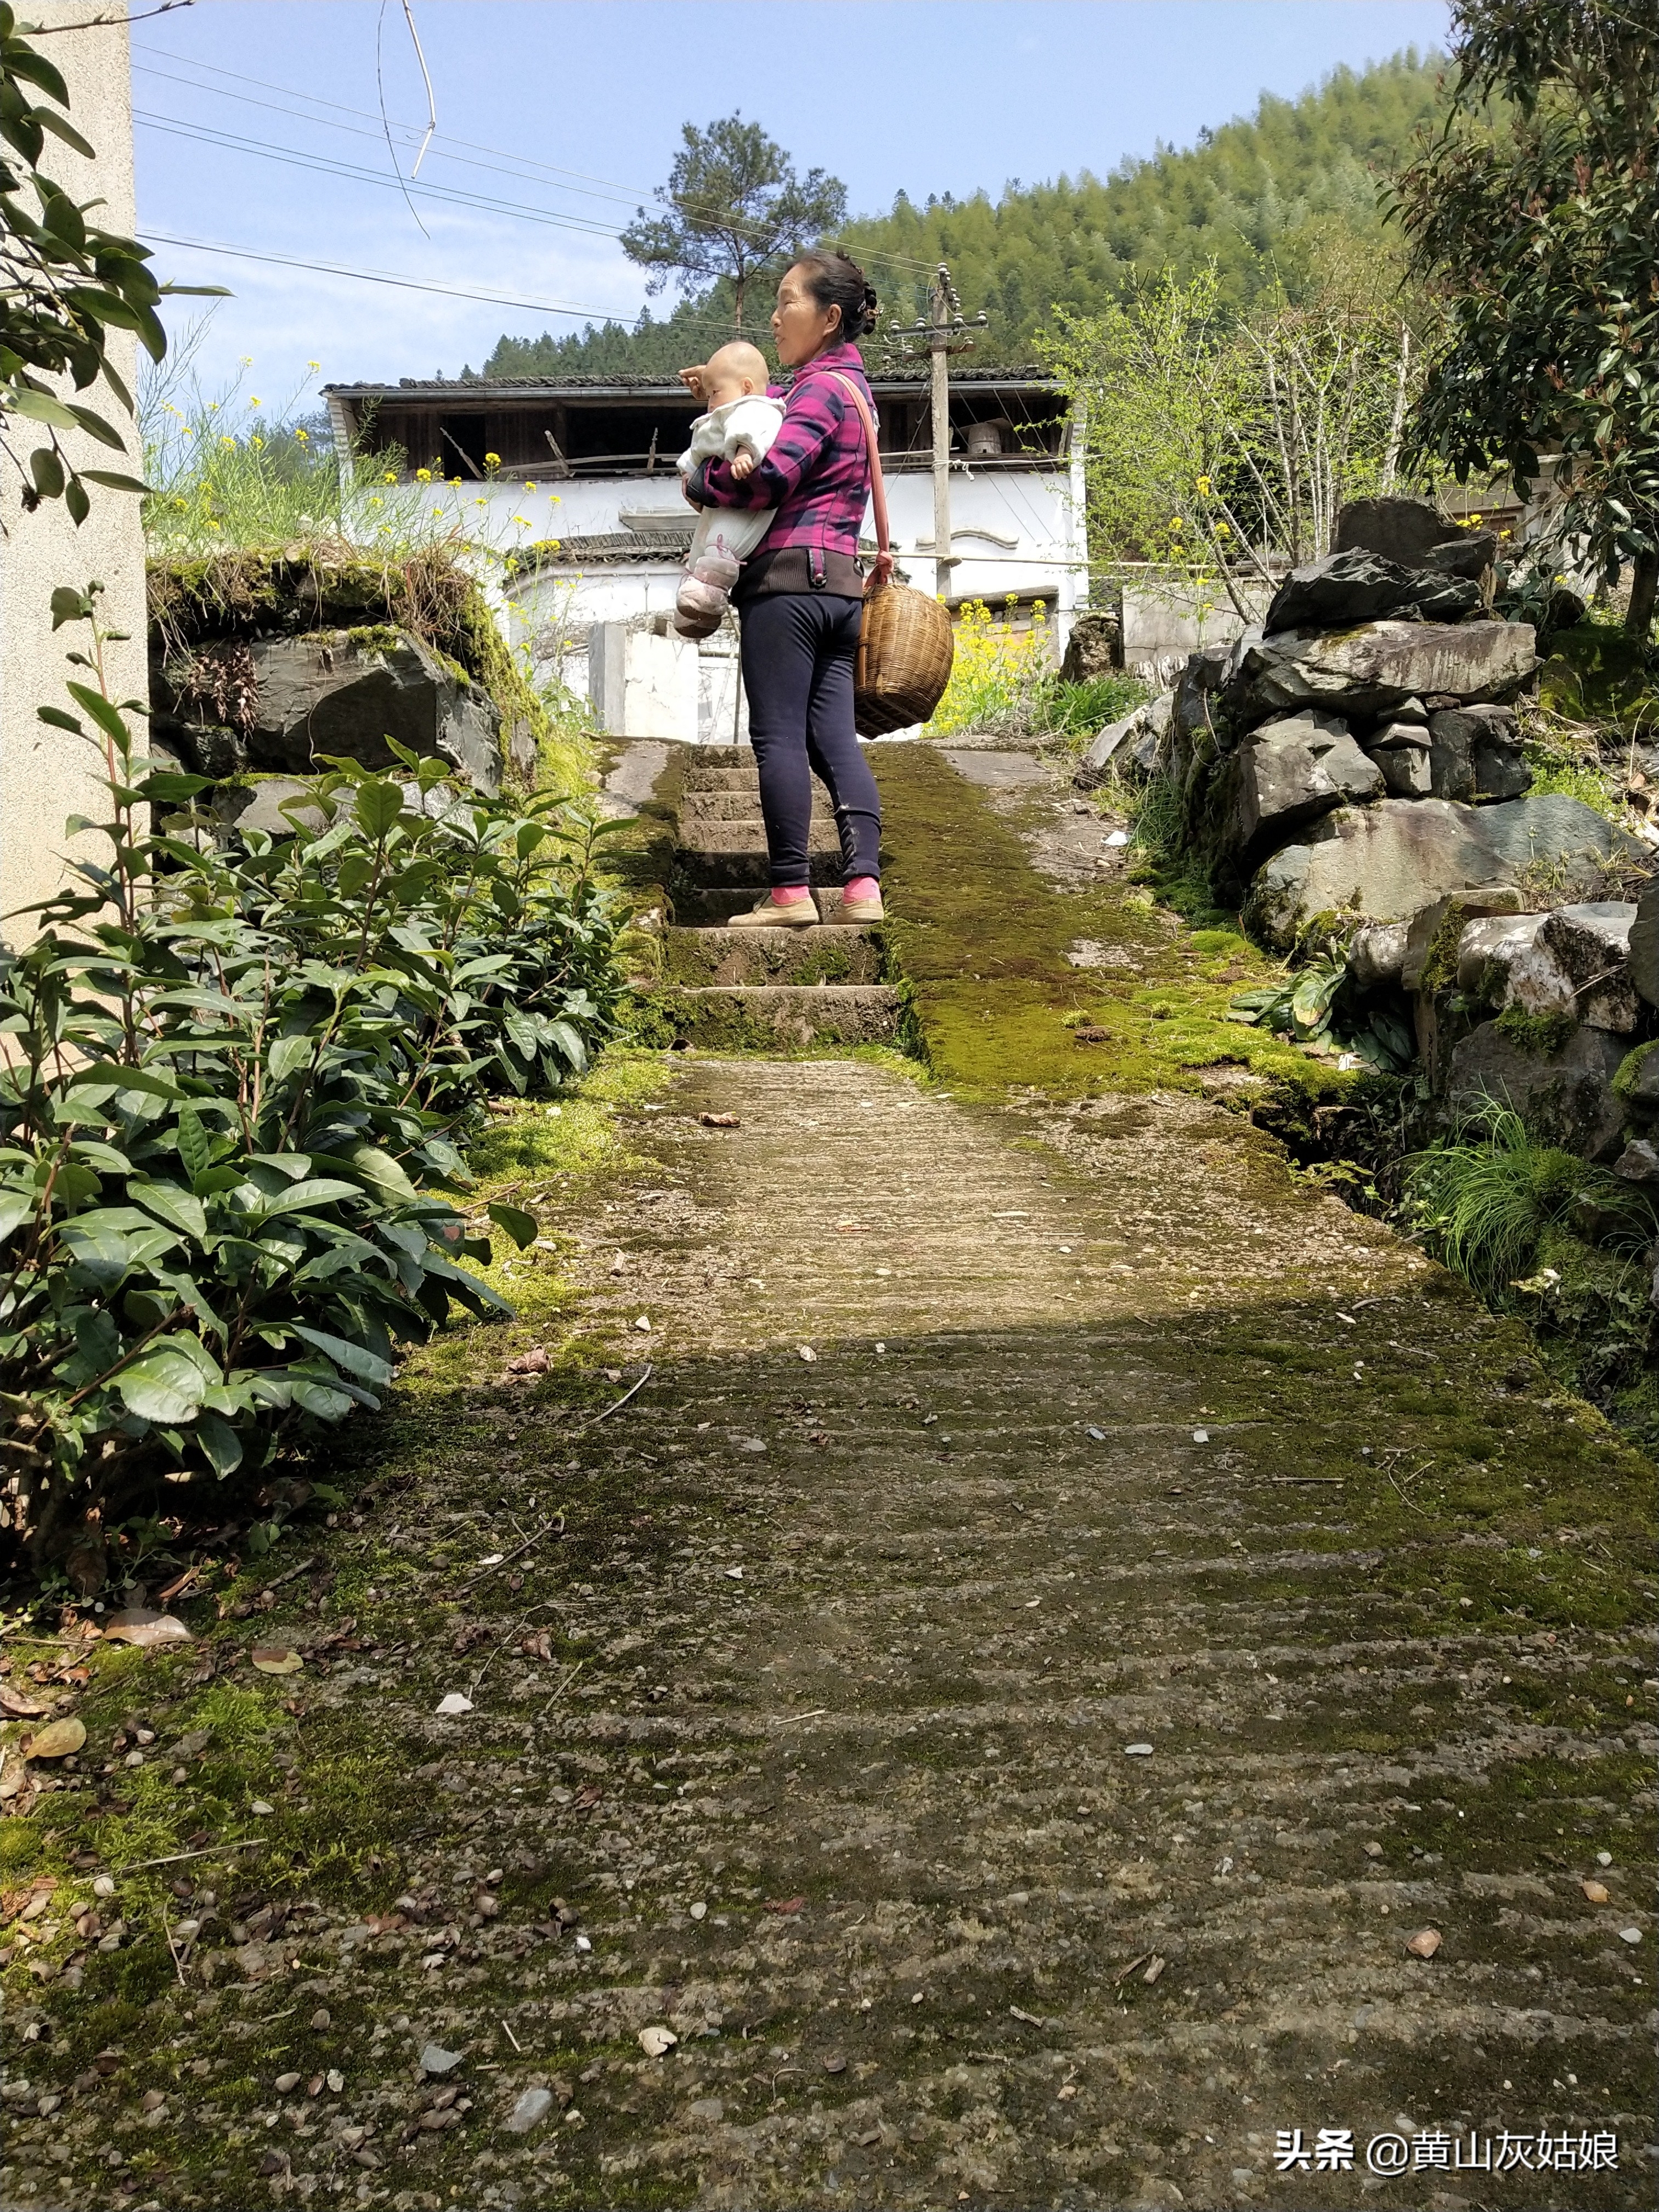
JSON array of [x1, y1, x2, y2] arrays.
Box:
[[323, 365, 1054, 399], [522, 529, 693, 566]]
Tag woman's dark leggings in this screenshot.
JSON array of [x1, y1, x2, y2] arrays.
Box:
[[738, 591, 882, 887]]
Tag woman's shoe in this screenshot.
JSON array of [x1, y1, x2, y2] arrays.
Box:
[[839, 891, 885, 923], [727, 894, 819, 930]]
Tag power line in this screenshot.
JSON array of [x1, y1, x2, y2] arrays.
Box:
[[142, 229, 762, 344], [134, 112, 634, 245], [130, 42, 939, 280]]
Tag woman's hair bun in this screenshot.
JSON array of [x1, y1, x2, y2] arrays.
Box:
[[794, 248, 879, 341]]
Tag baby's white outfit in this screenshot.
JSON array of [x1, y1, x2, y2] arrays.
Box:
[[678, 393, 786, 569], [673, 395, 785, 636]]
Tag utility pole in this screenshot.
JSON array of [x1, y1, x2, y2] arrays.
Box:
[[894, 264, 986, 596]]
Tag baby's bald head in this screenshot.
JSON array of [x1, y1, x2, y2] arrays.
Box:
[[704, 341, 770, 407]]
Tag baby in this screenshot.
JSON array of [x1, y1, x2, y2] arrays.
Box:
[[674, 340, 785, 638]]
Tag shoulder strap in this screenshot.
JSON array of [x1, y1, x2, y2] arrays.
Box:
[[826, 371, 894, 591]]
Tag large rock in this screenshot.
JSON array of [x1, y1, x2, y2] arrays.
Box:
[[1216, 710, 1382, 861], [1366, 720, 1432, 797], [1539, 902, 1641, 1032], [1628, 875, 1659, 1007], [1427, 703, 1530, 803], [1334, 497, 1496, 580], [1454, 912, 1544, 998], [1225, 620, 1538, 729], [243, 629, 501, 793], [1245, 794, 1635, 949], [1059, 610, 1121, 682], [1444, 1020, 1628, 1161], [1263, 549, 1481, 636]]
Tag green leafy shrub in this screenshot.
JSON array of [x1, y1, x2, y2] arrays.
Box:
[[0, 589, 624, 1579]]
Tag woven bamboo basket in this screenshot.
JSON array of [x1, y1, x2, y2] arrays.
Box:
[[854, 577, 955, 736]]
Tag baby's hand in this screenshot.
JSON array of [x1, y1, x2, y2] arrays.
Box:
[[729, 450, 757, 481]]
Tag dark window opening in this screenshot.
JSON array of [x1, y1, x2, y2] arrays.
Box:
[[438, 413, 489, 478]]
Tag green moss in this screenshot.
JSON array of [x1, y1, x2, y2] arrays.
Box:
[[1495, 1004, 1577, 1056], [871, 743, 1360, 1102], [1417, 901, 1474, 996], [340, 622, 405, 655], [1613, 1038, 1659, 1102]]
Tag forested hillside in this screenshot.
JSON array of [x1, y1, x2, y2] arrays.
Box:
[[475, 50, 1444, 381]]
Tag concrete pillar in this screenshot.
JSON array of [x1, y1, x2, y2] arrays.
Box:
[[0, 2, 146, 945]]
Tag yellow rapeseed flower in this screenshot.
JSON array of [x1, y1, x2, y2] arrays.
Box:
[[307, 359, 321, 370], [523, 482, 538, 493], [1197, 475, 1212, 496], [219, 436, 234, 448], [484, 451, 501, 468], [250, 435, 264, 450], [449, 476, 462, 489], [382, 471, 397, 484], [295, 427, 309, 442], [415, 467, 432, 483], [250, 396, 261, 408]]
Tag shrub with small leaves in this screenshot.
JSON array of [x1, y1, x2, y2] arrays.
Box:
[[0, 586, 623, 1578]]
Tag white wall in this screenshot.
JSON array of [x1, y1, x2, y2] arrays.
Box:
[[0, 4, 145, 944]]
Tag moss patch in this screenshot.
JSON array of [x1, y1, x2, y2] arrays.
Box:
[[1495, 1004, 1578, 1057], [872, 743, 1360, 1102]]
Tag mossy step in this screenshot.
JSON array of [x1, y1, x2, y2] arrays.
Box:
[[677, 789, 774, 825], [671, 881, 858, 924], [663, 924, 883, 986], [676, 817, 842, 858], [639, 981, 900, 1048], [680, 758, 764, 794]]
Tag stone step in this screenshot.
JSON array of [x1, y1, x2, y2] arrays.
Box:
[[680, 758, 763, 794], [644, 983, 900, 1049], [672, 854, 858, 907], [663, 924, 883, 987], [676, 817, 844, 860], [677, 789, 775, 825], [671, 871, 852, 920]]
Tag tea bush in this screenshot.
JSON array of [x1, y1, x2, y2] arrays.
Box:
[[0, 588, 624, 1581]]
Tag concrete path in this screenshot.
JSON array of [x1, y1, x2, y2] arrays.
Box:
[[4, 749, 1652, 2212], [397, 1055, 1649, 2209]]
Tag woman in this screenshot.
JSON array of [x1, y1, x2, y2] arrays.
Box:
[[680, 249, 889, 929]]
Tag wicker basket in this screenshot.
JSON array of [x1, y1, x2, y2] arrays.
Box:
[[854, 577, 955, 736], [823, 370, 956, 736]]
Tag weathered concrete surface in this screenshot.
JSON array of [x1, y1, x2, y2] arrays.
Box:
[[12, 1053, 1651, 2212]]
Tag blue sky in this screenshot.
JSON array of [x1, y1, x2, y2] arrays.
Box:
[[133, 1, 1451, 412]]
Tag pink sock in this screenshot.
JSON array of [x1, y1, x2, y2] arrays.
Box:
[[769, 885, 812, 905], [845, 876, 880, 904]]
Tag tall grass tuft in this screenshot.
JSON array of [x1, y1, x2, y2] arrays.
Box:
[[1403, 1101, 1653, 1294]]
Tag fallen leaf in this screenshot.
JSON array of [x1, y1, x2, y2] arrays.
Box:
[[1072, 1025, 1110, 1045], [1405, 1928, 1442, 1959], [25, 1719, 84, 1760], [637, 2025, 678, 2058], [0, 1688, 48, 1719], [698, 1113, 741, 1128], [572, 1783, 603, 1810], [764, 1895, 805, 1915], [435, 1692, 474, 1716], [1582, 1879, 1611, 1905], [250, 1647, 302, 1674], [104, 1610, 192, 1649], [506, 1347, 549, 1375], [521, 1629, 554, 1661]]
